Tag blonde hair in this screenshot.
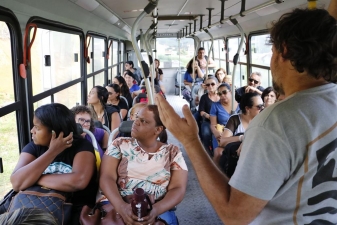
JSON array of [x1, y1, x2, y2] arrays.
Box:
[[129, 103, 147, 120]]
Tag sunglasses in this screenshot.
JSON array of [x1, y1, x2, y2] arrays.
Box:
[[78, 118, 91, 126], [205, 83, 216, 87], [249, 78, 259, 85], [254, 104, 264, 110], [217, 90, 230, 96]]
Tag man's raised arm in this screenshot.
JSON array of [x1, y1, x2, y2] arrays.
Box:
[[155, 94, 267, 225]]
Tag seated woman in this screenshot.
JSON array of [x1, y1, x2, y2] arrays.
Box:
[[210, 83, 239, 150], [198, 76, 219, 154], [100, 105, 188, 225], [215, 68, 227, 83], [182, 58, 204, 102], [124, 70, 140, 96], [213, 92, 263, 166], [10, 103, 97, 224], [261, 86, 277, 108], [106, 84, 129, 121], [113, 76, 133, 108], [70, 105, 109, 158], [87, 86, 121, 133]]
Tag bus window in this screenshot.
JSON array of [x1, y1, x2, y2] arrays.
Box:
[[54, 83, 81, 108], [93, 37, 105, 72], [30, 28, 80, 96], [94, 72, 105, 87], [0, 22, 15, 105], [33, 96, 52, 110], [87, 76, 94, 92], [250, 33, 272, 87], [112, 41, 118, 65], [250, 34, 272, 67], [0, 21, 20, 198], [0, 112, 20, 198], [157, 38, 194, 68]]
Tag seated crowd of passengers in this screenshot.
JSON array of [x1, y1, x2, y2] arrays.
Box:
[[184, 53, 279, 174], [1, 59, 177, 224], [4, 99, 185, 225]]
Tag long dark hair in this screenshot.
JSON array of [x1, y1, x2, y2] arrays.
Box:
[[240, 92, 260, 114], [107, 84, 121, 101], [146, 105, 167, 144], [93, 86, 108, 105], [186, 58, 200, 74], [34, 103, 80, 139], [114, 76, 130, 97]]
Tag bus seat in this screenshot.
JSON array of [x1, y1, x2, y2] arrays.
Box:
[[94, 120, 103, 129], [175, 69, 186, 95], [108, 121, 134, 145], [76, 123, 101, 171], [120, 95, 129, 109]]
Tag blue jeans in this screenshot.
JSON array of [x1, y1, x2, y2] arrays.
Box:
[[158, 210, 178, 225], [201, 121, 212, 153], [193, 111, 202, 136]]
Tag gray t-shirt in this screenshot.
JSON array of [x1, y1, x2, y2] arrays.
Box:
[[229, 83, 337, 224]]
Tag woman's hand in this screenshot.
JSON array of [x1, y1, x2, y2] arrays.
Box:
[[139, 206, 159, 225], [117, 202, 141, 225], [48, 131, 73, 155], [214, 130, 222, 141]]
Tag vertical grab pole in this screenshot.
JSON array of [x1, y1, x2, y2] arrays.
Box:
[[229, 16, 245, 113], [131, 0, 158, 104], [144, 27, 155, 99], [178, 38, 182, 97], [192, 36, 200, 85], [204, 29, 214, 77]]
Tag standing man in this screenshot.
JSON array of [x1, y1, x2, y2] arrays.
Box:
[[156, 4, 337, 225], [195, 47, 215, 73], [235, 72, 264, 103]]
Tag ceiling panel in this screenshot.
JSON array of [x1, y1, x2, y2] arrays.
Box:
[[98, 0, 331, 39]]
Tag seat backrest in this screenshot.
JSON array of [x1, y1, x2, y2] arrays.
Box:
[[175, 69, 186, 87], [119, 96, 129, 109], [76, 123, 101, 171], [108, 120, 134, 144]]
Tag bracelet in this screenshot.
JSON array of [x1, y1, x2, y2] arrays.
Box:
[[239, 135, 243, 142]]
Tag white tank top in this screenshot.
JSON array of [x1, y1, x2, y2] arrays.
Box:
[[234, 114, 245, 135]]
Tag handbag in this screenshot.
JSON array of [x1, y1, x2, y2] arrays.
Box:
[[8, 185, 72, 225], [80, 202, 167, 225], [0, 189, 17, 214]]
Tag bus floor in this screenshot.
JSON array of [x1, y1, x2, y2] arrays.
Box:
[[166, 95, 223, 225]]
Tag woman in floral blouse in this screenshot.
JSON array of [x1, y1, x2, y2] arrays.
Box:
[[100, 105, 188, 225]]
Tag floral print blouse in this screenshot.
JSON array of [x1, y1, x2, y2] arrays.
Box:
[[105, 137, 188, 201]]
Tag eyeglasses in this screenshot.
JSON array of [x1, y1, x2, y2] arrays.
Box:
[[249, 78, 259, 85], [78, 118, 91, 126], [205, 83, 216, 87], [254, 104, 264, 110], [217, 90, 230, 96]]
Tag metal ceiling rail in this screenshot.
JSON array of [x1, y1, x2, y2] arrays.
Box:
[[182, 0, 284, 38], [131, 0, 158, 104]]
